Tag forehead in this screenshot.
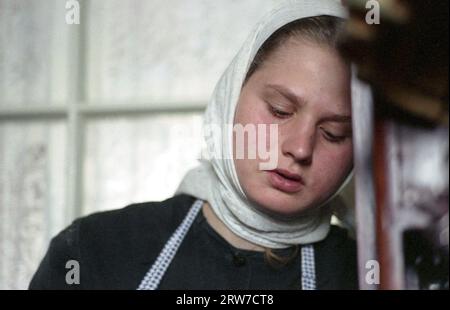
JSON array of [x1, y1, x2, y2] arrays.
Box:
[[258, 37, 348, 78], [249, 39, 352, 112]]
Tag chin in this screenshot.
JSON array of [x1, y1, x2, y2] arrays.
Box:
[[249, 188, 314, 219]]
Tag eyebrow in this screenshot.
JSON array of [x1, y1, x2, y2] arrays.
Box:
[[266, 84, 307, 107], [320, 114, 352, 123], [266, 83, 352, 123]]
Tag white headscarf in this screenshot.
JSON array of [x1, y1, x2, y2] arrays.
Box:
[[176, 0, 367, 249]]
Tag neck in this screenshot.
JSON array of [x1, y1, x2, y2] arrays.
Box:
[[202, 201, 266, 252]]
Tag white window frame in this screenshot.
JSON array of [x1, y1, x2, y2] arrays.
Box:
[[0, 1, 206, 224]]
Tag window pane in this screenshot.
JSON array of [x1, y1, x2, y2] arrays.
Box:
[[86, 0, 280, 103], [83, 114, 203, 214], [0, 0, 71, 106], [0, 121, 67, 289]]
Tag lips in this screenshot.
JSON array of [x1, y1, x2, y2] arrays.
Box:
[[267, 168, 305, 194]]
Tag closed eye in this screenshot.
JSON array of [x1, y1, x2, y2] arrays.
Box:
[[321, 128, 348, 143], [269, 105, 293, 119]]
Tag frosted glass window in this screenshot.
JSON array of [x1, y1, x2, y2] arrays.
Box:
[[0, 0, 71, 106], [0, 121, 67, 290], [0, 0, 282, 290], [86, 0, 280, 103], [83, 114, 203, 214]]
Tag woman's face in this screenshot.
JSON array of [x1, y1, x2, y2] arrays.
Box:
[[233, 38, 353, 218]]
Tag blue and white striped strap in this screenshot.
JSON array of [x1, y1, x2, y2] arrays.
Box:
[[301, 244, 316, 290]]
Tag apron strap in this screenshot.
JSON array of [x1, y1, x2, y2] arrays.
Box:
[[137, 199, 204, 290], [301, 244, 316, 290], [137, 199, 316, 290]]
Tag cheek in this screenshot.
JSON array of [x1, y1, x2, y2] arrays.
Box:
[[233, 105, 273, 196], [234, 98, 276, 159], [235, 100, 270, 126], [315, 143, 353, 182], [233, 153, 260, 200]]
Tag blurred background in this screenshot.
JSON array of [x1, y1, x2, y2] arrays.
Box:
[[0, 0, 282, 290]]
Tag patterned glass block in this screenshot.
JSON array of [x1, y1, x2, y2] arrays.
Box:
[[0, 121, 67, 289], [86, 0, 280, 103], [83, 114, 203, 214], [0, 0, 71, 106]]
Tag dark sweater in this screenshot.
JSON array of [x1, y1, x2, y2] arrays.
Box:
[[29, 194, 358, 290]]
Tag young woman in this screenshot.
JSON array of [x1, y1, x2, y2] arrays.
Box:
[[30, 0, 365, 290]]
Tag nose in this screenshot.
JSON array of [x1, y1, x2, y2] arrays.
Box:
[[281, 120, 315, 166]]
